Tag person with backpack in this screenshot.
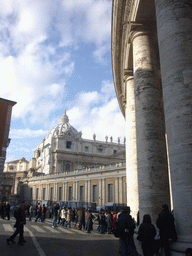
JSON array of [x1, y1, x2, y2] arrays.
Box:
[[7, 201, 27, 245], [116, 206, 138, 256]]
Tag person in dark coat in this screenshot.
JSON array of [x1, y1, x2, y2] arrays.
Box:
[[116, 206, 138, 256], [7, 201, 27, 245], [87, 209, 93, 233], [137, 214, 156, 256], [156, 204, 177, 256], [52, 203, 60, 228], [5, 202, 10, 220], [107, 211, 113, 234]]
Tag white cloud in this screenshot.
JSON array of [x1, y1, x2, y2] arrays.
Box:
[[10, 129, 48, 139]]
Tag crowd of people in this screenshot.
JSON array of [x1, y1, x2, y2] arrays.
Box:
[[2, 200, 192, 256], [0, 201, 11, 220]]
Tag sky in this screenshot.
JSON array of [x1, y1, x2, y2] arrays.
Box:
[[0, 0, 126, 162]]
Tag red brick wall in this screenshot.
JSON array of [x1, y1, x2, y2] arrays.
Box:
[[0, 102, 8, 157]]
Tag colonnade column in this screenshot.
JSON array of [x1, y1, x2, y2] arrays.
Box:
[[155, 1, 192, 251], [115, 178, 119, 204], [85, 181, 88, 203], [64, 183, 67, 201], [87, 180, 91, 203], [102, 179, 105, 206], [125, 75, 139, 220], [46, 184, 49, 200], [99, 179, 102, 206], [132, 28, 170, 223], [119, 177, 123, 204], [54, 183, 57, 202]]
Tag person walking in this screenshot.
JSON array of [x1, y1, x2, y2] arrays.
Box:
[[29, 204, 33, 221], [41, 204, 47, 222], [5, 202, 10, 220], [35, 203, 42, 222], [116, 206, 138, 256], [52, 203, 60, 228], [137, 214, 156, 256], [156, 204, 177, 256], [87, 209, 93, 233], [66, 207, 72, 228], [7, 201, 27, 245]]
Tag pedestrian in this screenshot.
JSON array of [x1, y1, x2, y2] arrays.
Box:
[[137, 214, 156, 256], [116, 206, 138, 256], [52, 203, 60, 228], [185, 248, 192, 256], [87, 209, 93, 233], [107, 211, 113, 234], [98, 209, 106, 234], [112, 210, 117, 233], [156, 204, 177, 256], [66, 207, 72, 228], [41, 204, 47, 222], [29, 204, 33, 221], [58, 206, 62, 224], [5, 201, 10, 220], [60, 207, 66, 226], [7, 201, 27, 245], [35, 203, 42, 222], [77, 208, 84, 230]]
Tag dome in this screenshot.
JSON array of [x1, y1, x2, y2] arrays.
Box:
[[45, 110, 80, 139]]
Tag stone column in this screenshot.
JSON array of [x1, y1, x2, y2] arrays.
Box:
[[46, 184, 49, 200], [132, 28, 170, 223], [39, 185, 42, 201], [73, 182, 76, 201], [125, 75, 139, 220], [64, 183, 67, 201], [119, 177, 123, 204], [155, 1, 192, 251], [85, 181, 88, 203], [62, 183, 65, 201], [115, 178, 119, 204], [87, 180, 91, 203], [99, 179, 102, 206], [75, 182, 78, 201], [54, 183, 57, 201], [102, 179, 105, 206]]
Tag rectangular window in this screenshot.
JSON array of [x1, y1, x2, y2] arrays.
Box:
[[92, 185, 97, 203], [114, 150, 117, 154], [36, 188, 39, 200], [68, 186, 72, 201], [66, 141, 72, 149], [6, 180, 11, 185], [108, 184, 113, 203], [59, 187, 62, 201], [6, 186, 9, 190], [80, 186, 84, 202], [50, 187, 53, 201], [43, 188, 46, 200], [98, 148, 103, 153], [84, 146, 89, 152]]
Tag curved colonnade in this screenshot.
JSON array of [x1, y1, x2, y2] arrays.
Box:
[[111, 0, 192, 254]]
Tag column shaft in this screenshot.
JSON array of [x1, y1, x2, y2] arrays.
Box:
[[155, 0, 192, 249], [125, 76, 139, 220], [132, 29, 170, 223]]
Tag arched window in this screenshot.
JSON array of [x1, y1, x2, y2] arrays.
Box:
[[65, 164, 70, 171]]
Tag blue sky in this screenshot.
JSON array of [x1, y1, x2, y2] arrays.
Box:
[[0, 0, 126, 162]]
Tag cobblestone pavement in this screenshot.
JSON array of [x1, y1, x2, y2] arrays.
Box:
[[0, 217, 120, 256]]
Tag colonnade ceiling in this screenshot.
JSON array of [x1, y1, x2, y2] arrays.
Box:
[[112, 0, 156, 117]]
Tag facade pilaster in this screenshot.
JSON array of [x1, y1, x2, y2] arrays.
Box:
[[102, 179, 105, 206], [46, 184, 49, 200], [99, 179, 102, 206], [73, 182, 76, 201], [75, 181, 78, 201], [155, 0, 192, 250], [85, 180, 88, 203], [132, 28, 170, 223], [87, 180, 91, 203], [115, 178, 119, 204], [54, 183, 57, 201], [64, 182, 67, 201], [62, 183, 65, 201], [125, 75, 139, 220], [119, 177, 123, 204]]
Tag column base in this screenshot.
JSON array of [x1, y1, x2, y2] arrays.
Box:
[[170, 239, 192, 255]]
